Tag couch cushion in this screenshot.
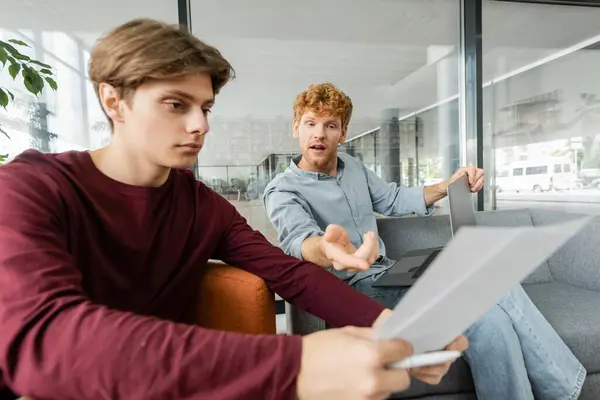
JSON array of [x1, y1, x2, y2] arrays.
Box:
[[475, 209, 554, 284], [580, 373, 600, 400], [529, 209, 600, 292], [524, 282, 600, 373]]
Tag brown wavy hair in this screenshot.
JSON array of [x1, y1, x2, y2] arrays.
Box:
[[293, 82, 353, 131], [89, 18, 235, 128]]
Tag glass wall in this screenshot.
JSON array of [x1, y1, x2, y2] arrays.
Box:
[[0, 1, 178, 160], [6, 0, 600, 239], [191, 0, 463, 241], [482, 0, 600, 214]]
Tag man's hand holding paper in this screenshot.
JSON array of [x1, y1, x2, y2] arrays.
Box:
[[373, 309, 469, 385], [374, 216, 592, 356]]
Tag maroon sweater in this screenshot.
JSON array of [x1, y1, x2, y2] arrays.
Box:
[[0, 150, 384, 400]]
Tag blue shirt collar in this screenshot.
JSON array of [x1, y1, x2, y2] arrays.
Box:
[[290, 154, 345, 180]]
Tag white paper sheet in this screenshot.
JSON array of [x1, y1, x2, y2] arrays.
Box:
[[374, 216, 592, 354]]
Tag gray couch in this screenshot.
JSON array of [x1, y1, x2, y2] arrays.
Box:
[[286, 208, 600, 399]]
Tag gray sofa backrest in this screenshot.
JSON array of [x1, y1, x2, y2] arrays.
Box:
[[376, 208, 554, 285], [528, 209, 600, 292]]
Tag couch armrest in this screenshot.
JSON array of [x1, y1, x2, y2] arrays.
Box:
[[184, 261, 276, 335]]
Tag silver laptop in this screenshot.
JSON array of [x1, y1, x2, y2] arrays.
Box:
[[371, 174, 477, 287]]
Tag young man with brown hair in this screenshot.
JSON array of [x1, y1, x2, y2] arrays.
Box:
[[264, 82, 586, 400], [0, 19, 464, 400]]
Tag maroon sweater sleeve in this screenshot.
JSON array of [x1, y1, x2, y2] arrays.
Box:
[[0, 168, 301, 400], [212, 192, 386, 328]]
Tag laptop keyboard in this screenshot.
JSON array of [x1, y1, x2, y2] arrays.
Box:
[[411, 249, 442, 279]]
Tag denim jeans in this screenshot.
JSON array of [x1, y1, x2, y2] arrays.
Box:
[[352, 276, 586, 400]]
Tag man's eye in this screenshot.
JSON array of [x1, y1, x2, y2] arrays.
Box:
[[165, 101, 185, 110], [203, 108, 212, 115]]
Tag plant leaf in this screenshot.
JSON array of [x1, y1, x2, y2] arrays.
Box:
[[0, 89, 8, 109], [0, 48, 7, 66], [0, 41, 30, 63], [29, 60, 52, 69], [8, 63, 20, 79], [0, 41, 33, 67], [12, 53, 30, 61], [23, 77, 35, 95], [44, 77, 57, 90], [6, 89, 14, 101], [0, 41, 19, 55], [23, 66, 45, 94], [39, 68, 53, 75], [0, 125, 9, 139], [8, 39, 29, 47], [23, 75, 39, 95]]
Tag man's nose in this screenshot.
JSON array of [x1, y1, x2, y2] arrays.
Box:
[[188, 110, 209, 135], [314, 124, 326, 138]]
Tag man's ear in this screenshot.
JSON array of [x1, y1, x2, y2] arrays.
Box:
[[98, 83, 125, 125], [292, 119, 300, 139], [339, 127, 348, 144]]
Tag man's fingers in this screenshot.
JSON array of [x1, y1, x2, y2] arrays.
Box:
[[463, 166, 476, 185], [340, 328, 412, 362], [323, 225, 369, 271], [344, 242, 359, 253], [469, 168, 484, 192], [375, 368, 412, 395], [375, 338, 414, 365], [474, 176, 485, 192], [409, 366, 448, 385], [471, 179, 483, 192], [475, 168, 484, 182], [327, 244, 370, 271], [445, 335, 469, 352], [407, 336, 466, 385], [323, 224, 348, 243], [338, 328, 413, 395], [355, 232, 379, 265], [410, 362, 451, 378]]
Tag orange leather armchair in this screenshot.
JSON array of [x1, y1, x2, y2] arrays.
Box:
[[185, 261, 277, 334]]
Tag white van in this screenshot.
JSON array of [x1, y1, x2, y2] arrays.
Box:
[[495, 158, 577, 193]]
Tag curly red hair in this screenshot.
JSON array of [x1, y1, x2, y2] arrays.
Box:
[[293, 82, 353, 131]]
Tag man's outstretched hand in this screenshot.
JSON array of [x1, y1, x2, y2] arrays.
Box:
[[321, 224, 379, 272]]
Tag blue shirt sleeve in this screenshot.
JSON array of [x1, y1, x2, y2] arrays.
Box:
[[263, 185, 324, 260], [361, 163, 434, 217]]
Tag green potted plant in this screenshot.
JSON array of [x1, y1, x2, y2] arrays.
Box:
[[0, 38, 58, 164]]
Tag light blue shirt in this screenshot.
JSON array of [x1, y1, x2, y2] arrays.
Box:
[[263, 153, 433, 283]]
